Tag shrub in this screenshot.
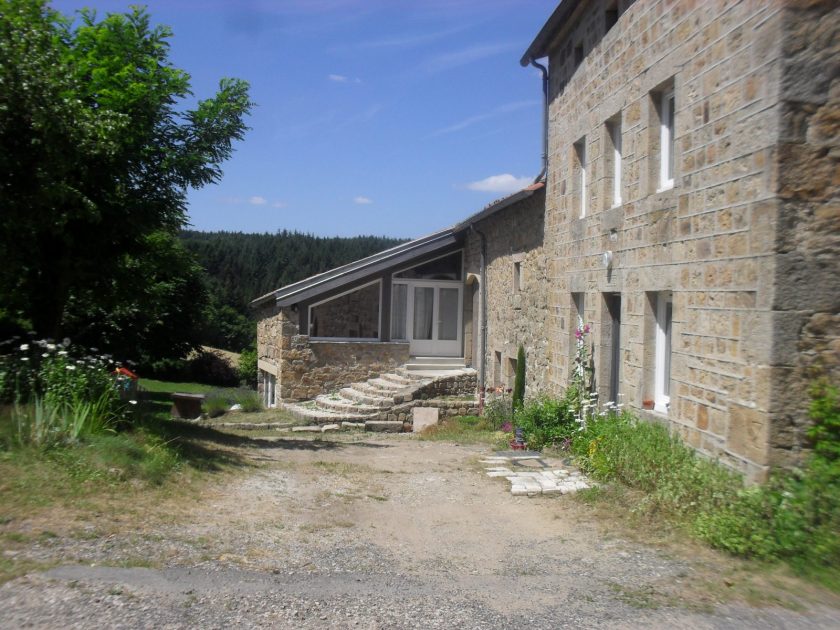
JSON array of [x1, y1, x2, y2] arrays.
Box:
[[483, 389, 512, 430], [512, 345, 526, 410], [232, 388, 262, 412], [514, 394, 578, 450], [203, 391, 229, 418], [238, 347, 257, 388], [188, 350, 238, 387]]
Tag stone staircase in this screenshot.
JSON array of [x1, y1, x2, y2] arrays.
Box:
[[280, 358, 477, 427]]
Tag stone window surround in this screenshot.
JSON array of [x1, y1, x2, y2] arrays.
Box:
[[307, 278, 382, 342]]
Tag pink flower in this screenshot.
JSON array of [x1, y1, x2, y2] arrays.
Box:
[[583, 324, 590, 334]]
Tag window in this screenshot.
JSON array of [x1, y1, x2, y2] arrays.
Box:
[[507, 356, 518, 390], [574, 137, 587, 218], [654, 292, 672, 413], [261, 370, 277, 408], [572, 292, 585, 328], [574, 44, 583, 68], [513, 261, 523, 293], [607, 117, 622, 207], [659, 89, 675, 190], [493, 351, 502, 388]]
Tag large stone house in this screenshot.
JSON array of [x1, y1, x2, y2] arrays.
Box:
[[253, 0, 839, 481]]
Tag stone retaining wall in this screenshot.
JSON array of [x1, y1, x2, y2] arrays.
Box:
[[414, 371, 477, 400], [257, 305, 410, 403]]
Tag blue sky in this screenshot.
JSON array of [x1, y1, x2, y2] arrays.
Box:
[[51, 0, 556, 238]]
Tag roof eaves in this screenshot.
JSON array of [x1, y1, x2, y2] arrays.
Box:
[[452, 182, 544, 232], [519, 0, 585, 66], [250, 227, 457, 308]]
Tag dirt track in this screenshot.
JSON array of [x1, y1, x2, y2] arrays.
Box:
[[2, 433, 839, 628]]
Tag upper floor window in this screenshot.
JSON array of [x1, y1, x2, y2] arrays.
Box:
[[574, 137, 587, 218], [607, 117, 622, 207], [659, 89, 675, 190]]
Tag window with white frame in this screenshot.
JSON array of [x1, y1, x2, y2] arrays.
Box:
[[574, 137, 587, 218], [608, 117, 622, 207], [261, 370, 277, 408], [659, 89, 675, 190], [654, 292, 673, 413]]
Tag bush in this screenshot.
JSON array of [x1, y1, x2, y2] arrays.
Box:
[[512, 345, 526, 410], [232, 388, 261, 412], [202, 387, 262, 418], [238, 347, 257, 388], [187, 350, 238, 387], [203, 391, 229, 418], [514, 394, 578, 450]]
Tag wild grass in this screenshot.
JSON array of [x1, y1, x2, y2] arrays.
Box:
[[571, 392, 840, 591], [418, 415, 508, 446]]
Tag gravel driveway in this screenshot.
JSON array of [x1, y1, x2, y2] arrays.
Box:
[[2, 433, 838, 628]]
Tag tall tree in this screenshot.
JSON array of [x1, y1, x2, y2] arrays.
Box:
[[0, 1, 252, 355]]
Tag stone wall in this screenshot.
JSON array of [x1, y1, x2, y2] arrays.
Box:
[[766, 0, 840, 468], [490, 0, 838, 481], [463, 188, 550, 398], [257, 304, 410, 402], [310, 282, 380, 339]]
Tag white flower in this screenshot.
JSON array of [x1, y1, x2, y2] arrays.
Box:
[[90, 347, 98, 352], [42, 353, 49, 358], [58, 350, 68, 356], [47, 344, 56, 351], [21, 357, 29, 362], [20, 344, 29, 351], [62, 338, 71, 347], [66, 365, 76, 371], [128, 400, 138, 405]]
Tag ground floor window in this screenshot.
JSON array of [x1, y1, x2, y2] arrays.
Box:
[[261, 370, 276, 408], [654, 292, 672, 414]]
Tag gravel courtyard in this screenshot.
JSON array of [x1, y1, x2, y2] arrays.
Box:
[[2, 432, 838, 629]]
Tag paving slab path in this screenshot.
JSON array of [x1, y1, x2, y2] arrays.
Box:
[[2, 433, 839, 629]]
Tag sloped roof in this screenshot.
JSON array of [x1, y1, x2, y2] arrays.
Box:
[[251, 182, 545, 309], [520, 0, 585, 66]]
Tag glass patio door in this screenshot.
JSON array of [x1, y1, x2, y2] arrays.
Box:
[[391, 281, 462, 356]]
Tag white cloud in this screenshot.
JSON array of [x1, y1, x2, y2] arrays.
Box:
[[466, 174, 532, 194], [249, 196, 268, 205], [432, 100, 538, 136], [419, 42, 516, 74], [353, 196, 373, 205], [271, 201, 288, 209], [328, 73, 362, 84]]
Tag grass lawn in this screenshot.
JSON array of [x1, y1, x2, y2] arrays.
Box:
[[418, 415, 508, 446]]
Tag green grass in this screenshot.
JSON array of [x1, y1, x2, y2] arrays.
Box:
[[571, 410, 840, 591], [417, 415, 508, 446]]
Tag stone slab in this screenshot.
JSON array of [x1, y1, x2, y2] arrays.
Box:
[[321, 424, 340, 432], [341, 422, 366, 430], [291, 426, 322, 432], [412, 407, 440, 433], [365, 420, 404, 433]]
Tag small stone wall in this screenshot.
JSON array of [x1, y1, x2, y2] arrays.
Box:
[[282, 338, 410, 401], [414, 371, 477, 399]]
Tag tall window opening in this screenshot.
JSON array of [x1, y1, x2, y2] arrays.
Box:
[[659, 89, 675, 190], [606, 116, 622, 207], [654, 292, 673, 414], [574, 138, 587, 218]]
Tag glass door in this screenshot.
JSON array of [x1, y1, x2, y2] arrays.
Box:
[[391, 281, 462, 356]]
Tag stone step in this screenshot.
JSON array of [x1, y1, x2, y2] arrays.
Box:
[[393, 367, 432, 381], [378, 372, 415, 387], [339, 387, 394, 408], [314, 394, 381, 416], [409, 356, 466, 366], [280, 402, 372, 424], [367, 377, 410, 391]]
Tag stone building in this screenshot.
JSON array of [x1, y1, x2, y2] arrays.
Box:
[[254, 0, 838, 481]]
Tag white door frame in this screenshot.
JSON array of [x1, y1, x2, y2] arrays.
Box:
[[392, 279, 462, 357]]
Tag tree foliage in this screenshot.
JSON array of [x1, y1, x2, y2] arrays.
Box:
[[0, 0, 252, 362]]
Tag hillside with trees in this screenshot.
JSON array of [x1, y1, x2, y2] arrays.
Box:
[[182, 230, 406, 352]]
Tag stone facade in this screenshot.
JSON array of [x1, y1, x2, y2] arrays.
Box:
[[463, 188, 551, 397], [257, 305, 409, 403], [470, 0, 838, 481]]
